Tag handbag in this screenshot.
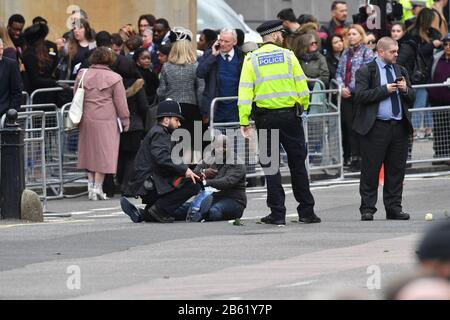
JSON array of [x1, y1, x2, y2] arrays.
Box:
[[67, 69, 88, 127]]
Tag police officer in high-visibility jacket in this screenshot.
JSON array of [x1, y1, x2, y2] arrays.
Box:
[[238, 20, 321, 225]]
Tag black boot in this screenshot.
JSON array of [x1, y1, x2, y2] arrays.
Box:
[[145, 205, 175, 223]]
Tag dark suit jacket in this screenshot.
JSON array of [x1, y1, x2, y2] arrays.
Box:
[[353, 59, 415, 136], [0, 57, 23, 117], [196, 47, 244, 117]]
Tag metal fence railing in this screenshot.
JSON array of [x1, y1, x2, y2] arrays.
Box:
[[208, 79, 345, 182]]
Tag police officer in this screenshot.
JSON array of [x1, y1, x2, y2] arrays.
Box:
[[120, 99, 201, 223], [238, 20, 321, 225]]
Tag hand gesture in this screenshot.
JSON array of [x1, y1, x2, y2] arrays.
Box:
[[186, 168, 201, 184]]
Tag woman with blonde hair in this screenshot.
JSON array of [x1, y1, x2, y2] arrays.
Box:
[[157, 39, 205, 163], [336, 24, 375, 170], [75, 47, 130, 201]]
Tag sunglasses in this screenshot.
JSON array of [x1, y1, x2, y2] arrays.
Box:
[[444, 42, 450, 47], [310, 41, 318, 46], [367, 40, 376, 44]]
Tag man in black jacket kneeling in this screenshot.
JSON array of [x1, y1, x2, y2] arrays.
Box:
[[121, 99, 201, 223]]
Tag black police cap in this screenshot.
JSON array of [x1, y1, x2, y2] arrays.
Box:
[[256, 20, 284, 37]]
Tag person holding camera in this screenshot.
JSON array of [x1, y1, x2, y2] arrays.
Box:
[[354, 37, 415, 222]]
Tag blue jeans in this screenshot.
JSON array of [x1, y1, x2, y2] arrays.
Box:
[[411, 88, 432, 129], [173, 198, 245, 222]]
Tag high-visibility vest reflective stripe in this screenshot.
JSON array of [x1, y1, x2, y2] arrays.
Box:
[[237, 43, 310, 126]]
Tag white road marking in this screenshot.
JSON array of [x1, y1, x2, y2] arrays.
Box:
[[277, 280, 317, 288]]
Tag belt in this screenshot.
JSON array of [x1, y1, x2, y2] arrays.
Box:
[[376, 119, 403, 125], [255, 107, 295, 114]]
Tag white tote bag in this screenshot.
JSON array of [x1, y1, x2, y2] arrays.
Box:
[[68, 69, 88, 126]]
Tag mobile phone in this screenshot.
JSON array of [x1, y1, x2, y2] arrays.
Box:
[[215, 43, 220, 50], [395, 76, 403, 83]]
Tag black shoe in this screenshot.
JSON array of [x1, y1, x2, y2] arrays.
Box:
[[120, 197, 142, 223], [386, 211, 410, 220], [147, 206, 175, 223], [261, 214, 286, 225], [299, 214, 321, 224], [361, 212, 374, 221]]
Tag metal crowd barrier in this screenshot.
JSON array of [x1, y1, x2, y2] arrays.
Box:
[[407, 81, 450, 170], [60, 103, 88, 197], [208, 79, 344, 182], [20, 104, 64, 203]]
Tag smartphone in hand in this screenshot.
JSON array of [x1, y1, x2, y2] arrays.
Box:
[[395, 76, 404, 83]]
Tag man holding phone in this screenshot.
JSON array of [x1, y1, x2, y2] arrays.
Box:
[[353, 37, 415, 222], [197, 28, 245, 124]]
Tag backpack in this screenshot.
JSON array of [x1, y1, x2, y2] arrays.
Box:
[[406, 40, 430, 85]]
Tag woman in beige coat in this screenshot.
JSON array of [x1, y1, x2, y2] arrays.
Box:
[[75, 47, 130, 200]]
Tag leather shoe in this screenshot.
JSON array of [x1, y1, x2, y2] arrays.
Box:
[[299, 214, 321, 224], [261, 214, 286, 225], [120, 197, 142, 223], [386, 211, 410, 220], [361, 212, 374, 221], [147, 206, 175, 223]]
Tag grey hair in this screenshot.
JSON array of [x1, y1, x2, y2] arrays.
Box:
[[220, 28, 237, 40], [143, 28, 153, 36]]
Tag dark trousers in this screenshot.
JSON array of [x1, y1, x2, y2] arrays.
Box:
[[359, 120, 409, 215], [255, 109, 315, 219], [141, 180, 201, 221], [341, 97, 360, 161]]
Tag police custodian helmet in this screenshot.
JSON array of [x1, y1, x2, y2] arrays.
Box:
[[157, 99, 185, 120]]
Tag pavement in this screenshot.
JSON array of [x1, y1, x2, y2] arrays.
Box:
[[0, 175, 449, 300]]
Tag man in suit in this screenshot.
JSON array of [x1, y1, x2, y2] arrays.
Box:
[[197, 28, 244, 124], [354, 37, 415, 221], [0, 38, 23, 118]]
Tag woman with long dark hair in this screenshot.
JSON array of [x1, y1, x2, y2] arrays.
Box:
[[399, 8, 443, 138], [22, 23, 59, 104]]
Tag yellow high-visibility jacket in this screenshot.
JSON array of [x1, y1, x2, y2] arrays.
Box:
[[237, 43, 310, 126]]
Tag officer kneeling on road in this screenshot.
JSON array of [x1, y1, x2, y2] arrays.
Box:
[[120, 99, 202, 224], [238, 20, 321, 225]]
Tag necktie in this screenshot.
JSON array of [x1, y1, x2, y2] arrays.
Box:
[[385, 64, 401, 117], [225, 54, 230, 62]]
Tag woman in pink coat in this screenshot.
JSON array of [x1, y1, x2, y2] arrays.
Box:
[[75, 47, 130, 200]]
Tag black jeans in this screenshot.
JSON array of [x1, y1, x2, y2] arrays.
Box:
[[359, 120, 409, 215], [141, 180, 201, 220], [254, 108, 315, 219]]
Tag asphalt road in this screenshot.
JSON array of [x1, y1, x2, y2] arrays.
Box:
[[0, 176, 449, 300]]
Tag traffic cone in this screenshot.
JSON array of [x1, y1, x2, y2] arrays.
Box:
[[379, 164, 384, 186]]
